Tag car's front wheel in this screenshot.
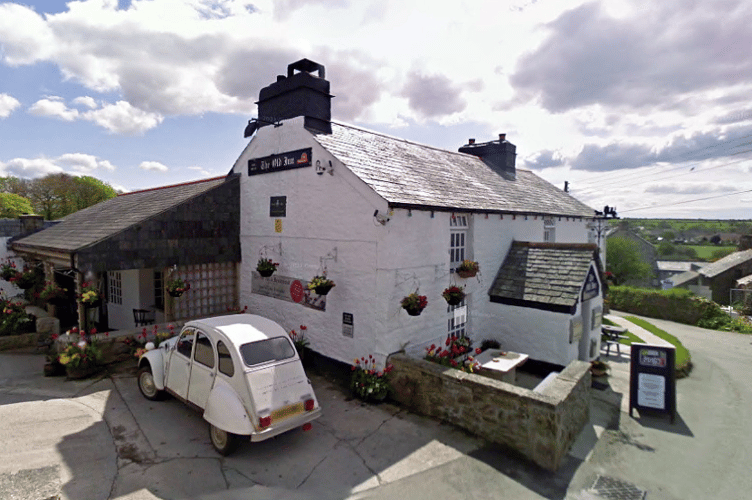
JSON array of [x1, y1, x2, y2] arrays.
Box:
[[137, 366, 166, 401], [209, 423, 241, 456]]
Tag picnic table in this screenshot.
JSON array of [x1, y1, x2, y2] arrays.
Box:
[[474, 349, 529, 383], [601, 325, 628, 356]]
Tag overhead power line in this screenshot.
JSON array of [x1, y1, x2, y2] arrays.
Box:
[[620, 187, 752, 213]]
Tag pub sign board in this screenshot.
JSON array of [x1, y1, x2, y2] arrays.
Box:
[[248, 148, 312, 176], [629, 343, 676, 423]]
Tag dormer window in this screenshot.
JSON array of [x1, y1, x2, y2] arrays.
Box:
[[544, 218, 556, 243]]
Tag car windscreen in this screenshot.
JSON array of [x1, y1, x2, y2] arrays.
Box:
[[239, 337, 296, 366]]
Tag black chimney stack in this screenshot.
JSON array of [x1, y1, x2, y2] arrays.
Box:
[[458, 133, 516, 179], [256, 58, 333, 134]]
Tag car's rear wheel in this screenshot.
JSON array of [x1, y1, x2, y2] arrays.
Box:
[[137, 366, 166, 401], [209, 423, 241, 456]]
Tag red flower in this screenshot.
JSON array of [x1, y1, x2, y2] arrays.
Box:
[[71, 327, 79, 334], [450, 360, 458, 367], [51, 333, 59, 340], [445, 337, 451, 346], [300, 325, 307, 330], [351, 366, 356, 371], [475, 348, 482, 354], [90, 328, 97, 335]]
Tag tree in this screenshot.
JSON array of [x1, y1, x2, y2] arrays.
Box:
[[71, 176, 118, 211], [657, 240, 676, 256], [606, 237, 654, 285], [23, 173, 117, 220], [0, 192, 34, 218], [710, 234, 722, 245]]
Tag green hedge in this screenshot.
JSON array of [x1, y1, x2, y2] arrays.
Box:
[[607, 286, 752, 333]]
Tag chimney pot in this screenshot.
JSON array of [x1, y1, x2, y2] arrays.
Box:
[[499, 133, 506, 142], [468, 138, 475, 144]]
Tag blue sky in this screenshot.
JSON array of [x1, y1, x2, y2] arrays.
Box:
[[1, 0, 752, 219]]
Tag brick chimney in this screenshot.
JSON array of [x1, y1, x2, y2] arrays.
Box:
[[256, 58, 333, 134], [459, 133, 516, 178]]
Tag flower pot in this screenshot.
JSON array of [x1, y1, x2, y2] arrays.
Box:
[[168, 290, 184, 298], [405, 307, 423, 316], [314, 284, 334, 295], [445, 295, 463, 306], [258, 268, 275, 277], [457, 270, 477, 279], [65, 364, 99, 380], [83, 298, 101, 309]]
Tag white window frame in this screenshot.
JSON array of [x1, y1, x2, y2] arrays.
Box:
[[450, 214, 469, 272], [447, 297, 468, 338], [544, 217, 556, 243], [108, 271, 122, 305]]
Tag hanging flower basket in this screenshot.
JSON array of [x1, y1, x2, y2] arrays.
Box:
[[442, 285, 466, 306], [78, 282, 100, 308], [11, 270, 36, 290], [0, 261, 17, 281], [256, 258, 279, 277], [401, 292, 428, 316], [166, 277, 190, 298], [40, 281, 67, 304], [308, 276, 335, 295], [456, 260, 479, 279]]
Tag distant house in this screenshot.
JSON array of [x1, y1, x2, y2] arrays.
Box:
[[11, 177, 240, 331], [657, 260, 704, 287], [229, 59, 603, 368], [606, 222, 660, 288], [672, 248, 752, 304]]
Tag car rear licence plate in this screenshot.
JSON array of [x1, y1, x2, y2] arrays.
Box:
[[271, 402, 305, 423]]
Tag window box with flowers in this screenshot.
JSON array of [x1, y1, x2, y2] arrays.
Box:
[[166, 277, 190, 298], [424, 334, 482, 373], [78, 282, 101, 308], [39, 281, 67, 305], [401, 292, 428, 316], [442, 285, 465, 306], [456, 260, 479, 279], [350, 355, 393, 402], [307, 275, 335, 295], [256, 258, 279, 277]]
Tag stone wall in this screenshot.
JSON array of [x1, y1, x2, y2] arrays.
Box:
[[388, 353, 591, 471]]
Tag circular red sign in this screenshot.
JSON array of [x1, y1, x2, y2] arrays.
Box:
[[290, 280, 305, 303]]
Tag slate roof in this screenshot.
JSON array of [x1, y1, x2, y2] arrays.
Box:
[[488, 241, 599, 312], [312, 123, 595, 217], [699, 249, 752, 278], [13, 177, 228, 252], [670, 270, 700, 287]]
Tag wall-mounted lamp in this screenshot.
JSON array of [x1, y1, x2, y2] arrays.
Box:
[[243, 117, 282, 138], [316, 159, 334, 176], [374, 209, 390, 225]]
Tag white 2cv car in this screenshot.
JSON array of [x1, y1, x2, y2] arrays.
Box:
[[137, 314, 322, 455]]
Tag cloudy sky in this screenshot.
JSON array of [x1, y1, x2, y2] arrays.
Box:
[[1, 0, 751, 219]]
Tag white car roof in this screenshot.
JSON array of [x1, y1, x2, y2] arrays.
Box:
[[185, 314, 289, 346]]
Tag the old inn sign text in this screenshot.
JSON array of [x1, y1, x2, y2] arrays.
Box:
[[248, 148, 312, 176]]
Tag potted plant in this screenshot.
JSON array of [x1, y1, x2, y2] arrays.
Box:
[[58, 336, 103, 379], [442, 285, 465, 306], [289, 325, 310, 359], [256, 258, 279, 277], [39, 281, 66, 304], [0, 260, 17, 281], [590, 359, 610, 377], [400, 292, 428, 316], [78, 281, 101, 307], [10, 267, 37, 290], [307, 275, 335, 295], [350, 355, 393, 402], [456, 260, 479, 278], [166, 277, 190, 297]]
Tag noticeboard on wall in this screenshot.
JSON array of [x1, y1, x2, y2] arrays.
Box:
[[629, 343, 676, 423]]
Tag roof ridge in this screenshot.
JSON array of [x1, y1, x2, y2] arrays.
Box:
[[118, 176, 226, 197]]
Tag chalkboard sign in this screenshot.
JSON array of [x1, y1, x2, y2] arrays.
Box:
[[342, 312, 354, 338], [629, 343, 676, 423], [270, 196, 286, 217]]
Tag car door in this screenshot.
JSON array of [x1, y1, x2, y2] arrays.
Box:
[[187, 330, 216, 409], [165, 328, 195, 399]]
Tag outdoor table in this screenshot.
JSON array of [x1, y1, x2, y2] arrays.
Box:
[[601, 325, 628, 356], [474, 349, 529, 383]]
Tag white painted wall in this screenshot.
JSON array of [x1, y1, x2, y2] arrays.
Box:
[[233, 117, 599, 366]]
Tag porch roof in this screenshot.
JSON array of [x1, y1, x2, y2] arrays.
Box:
[[488, 241, 599, 313]]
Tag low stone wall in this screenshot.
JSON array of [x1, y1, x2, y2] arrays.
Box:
[[388, 353, 591, 471]]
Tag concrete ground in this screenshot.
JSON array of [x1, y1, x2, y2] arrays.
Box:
[[1, 313, 751, 499]]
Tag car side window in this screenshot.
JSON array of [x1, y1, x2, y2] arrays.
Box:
[[217, 341, 234, 377], [194, 332, 215, 368], [176, 330, 195, 358]]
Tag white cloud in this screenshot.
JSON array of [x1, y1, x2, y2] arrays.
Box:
[[188, 166, 212, 176], [0, 3, 56, 65], [0, 94, 21, 118], [28, 97, 80, 121], [139, 161, 169, 172], [56, 153, 116, 173], [83, 101, 163, 135], [72, 96, 98, 109], [0, 157, 64, 178]]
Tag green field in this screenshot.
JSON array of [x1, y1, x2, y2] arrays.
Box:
[[686, 245, 737, 260]]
